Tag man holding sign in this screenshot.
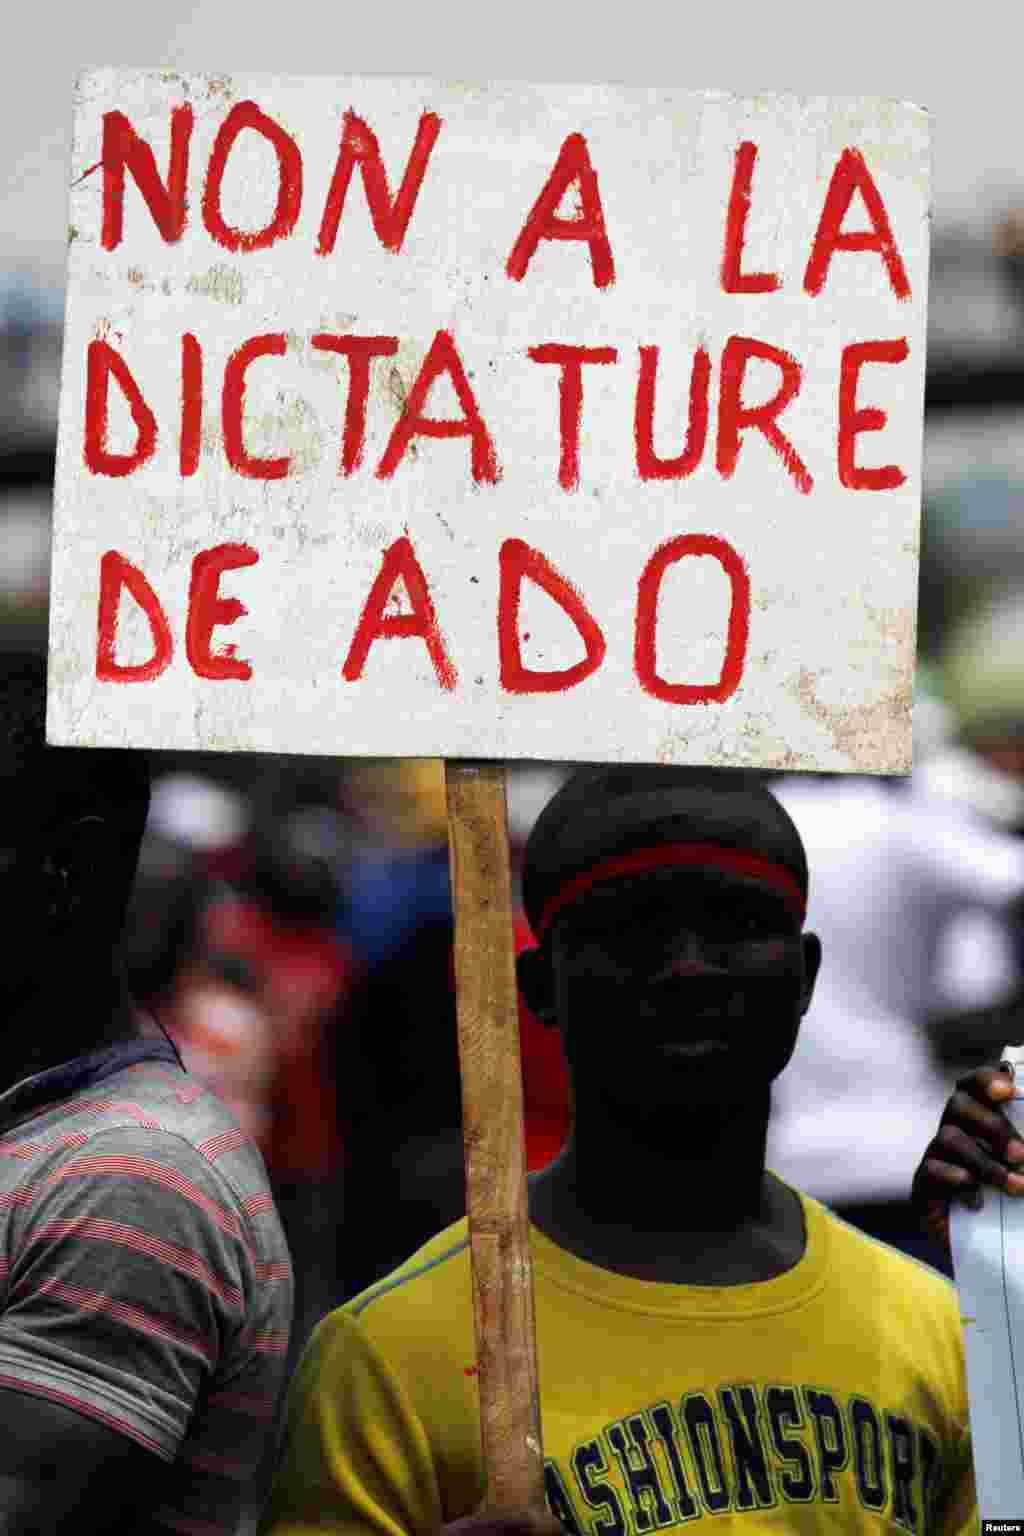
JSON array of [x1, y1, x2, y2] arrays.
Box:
[[262, 765, 976, 1534], [49, 65, 940, 1534]]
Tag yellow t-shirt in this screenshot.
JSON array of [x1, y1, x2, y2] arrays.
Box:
[[262, 1180, 977, 1536]]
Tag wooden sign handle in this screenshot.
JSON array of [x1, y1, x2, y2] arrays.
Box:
[[445, 760, 546, 1512]]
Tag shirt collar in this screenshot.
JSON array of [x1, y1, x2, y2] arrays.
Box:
[[0, 1035, 182, 1133]]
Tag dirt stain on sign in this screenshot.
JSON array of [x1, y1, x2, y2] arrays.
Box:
[[785, 596, 916, 772], [388, 366, 409, 412], [387, 364, 419, 458], [249, 393, 324, 475], [357, 521, 390, 549], [204, 75, 236, 100], [789, 666, 911, 773], [186, 265, 245, 306]]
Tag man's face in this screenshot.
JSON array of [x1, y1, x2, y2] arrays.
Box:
[[549, 867, 818, 1111]]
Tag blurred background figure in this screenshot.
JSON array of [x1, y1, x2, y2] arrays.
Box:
[[199, 773, 361, 1372], [764, 595, 1024, 1276], [338, 759, 453, 974], [123, 763, 361, 1370], [332, 760, 458, 1298], [122, 772, 276, 1153], [339, 761, 573, 1300], [918, 589, 1024, 1065], [765, 712, 1024, 1276]]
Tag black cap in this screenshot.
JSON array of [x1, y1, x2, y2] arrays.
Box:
[[522, 765, 809, 942]]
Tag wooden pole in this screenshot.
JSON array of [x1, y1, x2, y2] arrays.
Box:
[[445, 759, 545, 1512]]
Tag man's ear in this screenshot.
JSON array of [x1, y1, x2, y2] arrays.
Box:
[[516, 945, 558, 1028], [800, 931, 822, 1017]]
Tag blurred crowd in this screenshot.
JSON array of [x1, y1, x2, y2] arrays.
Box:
[[116, 755, 573, 1369], [4, 208, 1024, 1369]]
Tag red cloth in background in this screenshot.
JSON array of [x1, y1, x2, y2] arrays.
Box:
[[196, 843, 249, 886], [203, 899, 359, 1178], [513, 914, 572, 1172], [200, 891, 567, 1177]]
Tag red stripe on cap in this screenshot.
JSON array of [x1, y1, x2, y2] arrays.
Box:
[[535, 842, 806, 939]]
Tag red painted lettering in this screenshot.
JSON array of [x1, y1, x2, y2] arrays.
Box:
[[376, 330, 499, 483], [222, 334, 289, 479], [84, 339, 157, 477], [506, 132, 615, 289], [635, 345, 711, 481], [101, 105, 193, 250], [312, 334, 399, 474], [95, 551, 174, 682], [180, 332, 202, 478], [343, 534, 457, 690], [720, 142, 780, 294], [203, 101, 303, 253], [498, 538, 606, 693], [186, 543, 259, 680], [804, 147, 911, 300], [528, 343, 618, 491], [838, 338, 909, 490], [634, 534, 750, 705], [317, 110, 442, 256], [716, 335, 812, 494]]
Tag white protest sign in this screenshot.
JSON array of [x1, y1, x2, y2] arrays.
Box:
[[950, 1044, 1024, 1523], [49, 71, 929, 769]]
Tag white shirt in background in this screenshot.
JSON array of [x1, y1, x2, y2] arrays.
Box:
[[766, 773, 1024, 1206]]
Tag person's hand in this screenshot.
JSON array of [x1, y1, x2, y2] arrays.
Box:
[[445, 1504, 564, 1536], [912, 1063, 1024, 1246]]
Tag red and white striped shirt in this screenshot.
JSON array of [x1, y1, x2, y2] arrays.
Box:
[[0, 1038, 293, 1533]]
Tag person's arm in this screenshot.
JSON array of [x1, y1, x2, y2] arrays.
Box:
[[0, 1391, 170, 1534]]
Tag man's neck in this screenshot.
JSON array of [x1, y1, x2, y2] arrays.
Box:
[[529, 1088, 806, 1284], [1, 960, 140, 1092]]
